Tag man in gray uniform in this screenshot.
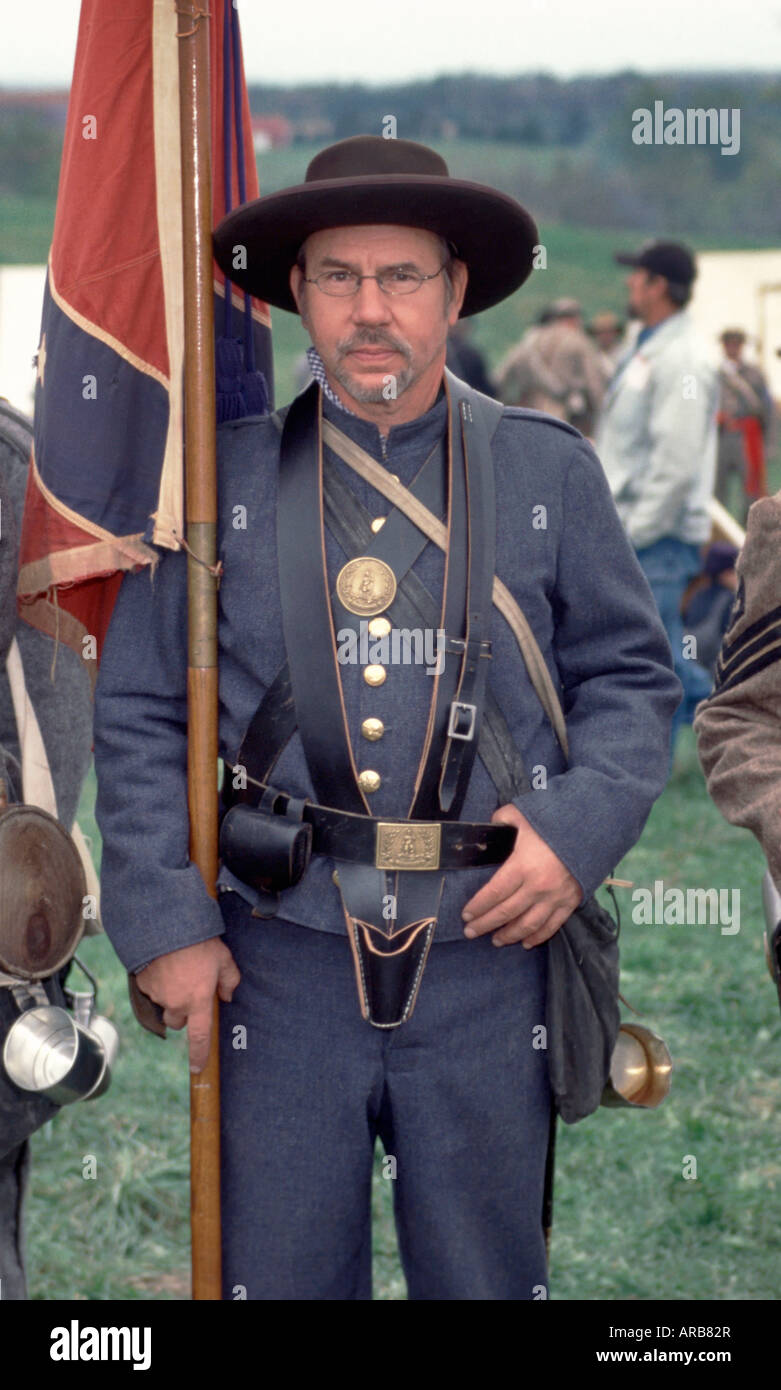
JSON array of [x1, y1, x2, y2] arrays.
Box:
[[715, 328, 775, 523], [93, 138, 680, 1300], [497, 298, 605, 435]]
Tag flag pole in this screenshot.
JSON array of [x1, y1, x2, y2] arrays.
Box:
[[177, 3, 222, 1301]]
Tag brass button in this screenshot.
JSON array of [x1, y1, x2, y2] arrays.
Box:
[[332, 869, 340, 886], [361, 716, 385, 741], [368, 616, 391, 638], [389, 473, 400, 483], [370, 516, 386, 533], [364, 663, 386, 686], [358, 769, 381, 793]]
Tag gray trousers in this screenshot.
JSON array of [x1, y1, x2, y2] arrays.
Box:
[[217, 890, 552, 1301]]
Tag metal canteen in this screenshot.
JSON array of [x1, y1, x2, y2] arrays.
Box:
[[0, 802, 87, 980], [600, 1022, 673, 1109], [2, 998, 118, 1106]]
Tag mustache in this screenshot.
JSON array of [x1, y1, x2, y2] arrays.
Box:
[[337, 331, 412, 360]]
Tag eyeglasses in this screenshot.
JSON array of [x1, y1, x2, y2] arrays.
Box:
[[303, 263, 450, 297]]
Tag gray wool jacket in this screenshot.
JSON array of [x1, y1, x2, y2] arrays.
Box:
[[93, 384, 682, 974]]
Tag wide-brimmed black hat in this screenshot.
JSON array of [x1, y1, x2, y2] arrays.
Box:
[[212, 135, 539, 317]]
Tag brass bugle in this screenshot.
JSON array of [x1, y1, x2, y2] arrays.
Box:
[[601, 1022, 673, 1109]]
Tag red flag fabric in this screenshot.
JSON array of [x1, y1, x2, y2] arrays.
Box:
[[17, 0, 272, 679]]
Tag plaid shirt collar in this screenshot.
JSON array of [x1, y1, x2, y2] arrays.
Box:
[[306, 346, 355, 416]]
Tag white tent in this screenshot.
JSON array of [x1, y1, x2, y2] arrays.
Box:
[[690, 249, 781, 399], [0, 265, 46, 419]]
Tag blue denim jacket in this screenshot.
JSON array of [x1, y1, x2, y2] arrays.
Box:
[[93, 387, 682, 973]]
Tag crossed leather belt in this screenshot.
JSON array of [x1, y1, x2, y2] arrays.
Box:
[[221, 771, 517, 871]]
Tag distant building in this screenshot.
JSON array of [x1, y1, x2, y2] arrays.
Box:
[[0, 265, 47, 417], [292, 117, 335, 142], [250, 114, 292, 152]]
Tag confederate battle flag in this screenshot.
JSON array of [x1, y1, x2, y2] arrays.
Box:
[[16, 0, 272, 678]]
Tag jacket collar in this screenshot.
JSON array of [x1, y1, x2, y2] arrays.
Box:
[[603, 309, 690, 407], [322, 381, 448, 465], [633, 308, 690, 358]]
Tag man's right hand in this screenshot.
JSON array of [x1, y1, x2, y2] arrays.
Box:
[[135, 938, 241, 1073]]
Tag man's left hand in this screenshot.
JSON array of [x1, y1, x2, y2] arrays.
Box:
[[461, 803, 582, 948]]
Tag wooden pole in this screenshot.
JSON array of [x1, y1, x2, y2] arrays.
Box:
[[709, 496, 745, 550], [177, 3, 222, 1301]]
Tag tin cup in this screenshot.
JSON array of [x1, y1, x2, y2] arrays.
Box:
[[601, 1022, 673, 1109], [63, 989, 120, 1099], [81, 1012, 120, 1100], [2, 1004, 110, 1105]]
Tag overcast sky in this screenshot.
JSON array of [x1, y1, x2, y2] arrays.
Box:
[[2, 0, 781, 86]]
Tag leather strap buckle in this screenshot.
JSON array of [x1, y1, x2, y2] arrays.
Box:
[[375, 822, 442, 870], [447, 700, 477, 741]]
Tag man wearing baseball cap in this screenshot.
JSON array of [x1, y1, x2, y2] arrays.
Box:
[[596, 239, 719, 760]]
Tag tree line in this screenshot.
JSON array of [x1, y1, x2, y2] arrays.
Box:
[[2, 71, 779, 239]]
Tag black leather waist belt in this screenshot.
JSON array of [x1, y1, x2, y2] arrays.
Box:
[[221, 771, 516, 871]]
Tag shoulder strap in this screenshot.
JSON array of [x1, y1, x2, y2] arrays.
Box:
[[443, 368, 505, 442], [323, 398, 570, 760], [432, 370, 499, 814]]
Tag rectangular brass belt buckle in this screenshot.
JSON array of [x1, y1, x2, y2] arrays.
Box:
[[375, 822, 442, 871]]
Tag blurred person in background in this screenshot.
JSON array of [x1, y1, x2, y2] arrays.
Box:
[[588, 310, 625, 386], [497, 297, 605, 435], [694, 496, 781, 930], [445, 316, 494, 395], [596, 240, 719, 759], [680, 541, 739, 677], [715, 329, 775, 525]]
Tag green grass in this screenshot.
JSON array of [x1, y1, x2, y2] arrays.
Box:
[[0, 193, 57, 264], [21, 724, 781, 1300], [254, 138, 582, 200], [550, 728, 781, 1301]]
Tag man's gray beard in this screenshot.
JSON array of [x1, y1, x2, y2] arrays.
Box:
[[330, 358, 416, 403]]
